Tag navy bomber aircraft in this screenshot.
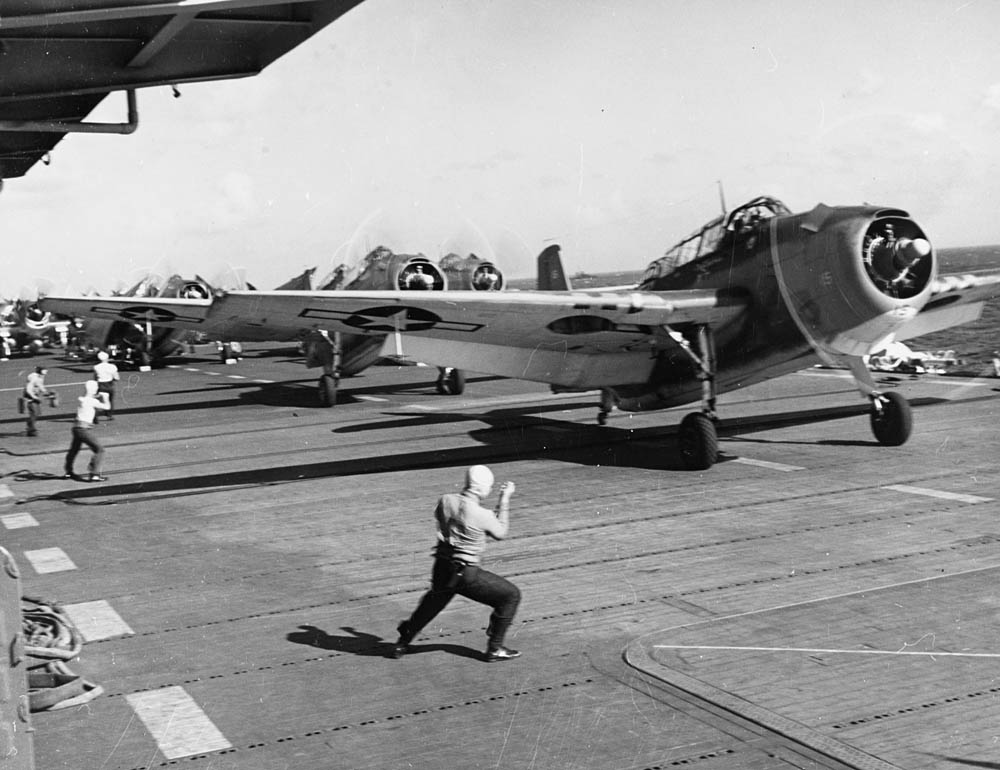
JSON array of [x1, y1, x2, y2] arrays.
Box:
[[42, 195, 1000, 469]]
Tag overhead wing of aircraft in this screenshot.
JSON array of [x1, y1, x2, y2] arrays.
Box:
[[42, 195, 1000, 469], [0, 0, 365, 181]]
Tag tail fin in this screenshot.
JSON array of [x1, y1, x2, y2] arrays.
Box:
[[536, 245, 572, 291], [275, 267, 317, 291]]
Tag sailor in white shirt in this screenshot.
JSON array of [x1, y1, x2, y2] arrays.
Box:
[[63, 380, 110, 482], [93, 350, 120, 420]]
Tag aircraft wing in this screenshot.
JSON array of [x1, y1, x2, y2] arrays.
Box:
[[894, 270, 1000, 342], [0, 1, 365, 179], [40, 288, 749, 389]]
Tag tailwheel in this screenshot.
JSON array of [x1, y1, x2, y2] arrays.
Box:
[[678, 412, 719, 470], [436, 367, 465, 395], [870, 391, 912, 446], [318, 373, 338, 407]]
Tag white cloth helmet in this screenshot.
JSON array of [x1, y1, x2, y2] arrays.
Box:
[[464, 465, 494, 497]]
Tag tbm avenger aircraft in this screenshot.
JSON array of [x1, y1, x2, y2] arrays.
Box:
[[0, 297, 70, 357], [41, 195, 1000, 469], [43, 247, 505, 403]]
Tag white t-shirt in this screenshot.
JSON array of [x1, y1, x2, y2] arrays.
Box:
[[94, 361, 119, 383], [75, 394, 107, 425]]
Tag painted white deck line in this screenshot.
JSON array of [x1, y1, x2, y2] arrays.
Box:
[[126, 686, 232, 759], [1, 512, 37, 529], [356, 395, 389, 402], [653, 644, 1000, 659], [0, 485, 14, 501], [884, 484, 993, 504], [733, 457, 804, 472], [63, 600, 134, 641], [23, 547, 76, 574]]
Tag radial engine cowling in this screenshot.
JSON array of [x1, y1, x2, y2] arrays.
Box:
[[439, 253, 504, 291], [157, 275, 214, 300], [347, 247, 448, 291], [771, 205, 936, 357]]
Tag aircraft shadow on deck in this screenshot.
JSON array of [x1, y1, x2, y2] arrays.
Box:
[[18, 395, 957, 506], [286, 625, 481, 661]]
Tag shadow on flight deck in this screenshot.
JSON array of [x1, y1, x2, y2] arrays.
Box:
[[286, 625, 482, 661], [11, 393, 955, 506]]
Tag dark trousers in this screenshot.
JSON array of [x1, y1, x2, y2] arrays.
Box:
[[400, 558, 521, 650], [26, 401, 40, 435], [65, 426, 104, 476]]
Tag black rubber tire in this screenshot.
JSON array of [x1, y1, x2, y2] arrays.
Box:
[[439, 368, 465, 395], [679, 412, 718, 470], [870, 391, 912, 446], [318, 374, 338, 408]]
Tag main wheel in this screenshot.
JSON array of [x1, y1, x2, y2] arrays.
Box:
[[436, 367, 465, 395], [870, 391, 912, 446], [318, 374, 338, 407], [678, 412, 718, 470]]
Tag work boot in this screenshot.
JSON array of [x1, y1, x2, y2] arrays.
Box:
[[88, 475, 108, 483], [391, 621, 412, 659], [484, 646, 521, 662]]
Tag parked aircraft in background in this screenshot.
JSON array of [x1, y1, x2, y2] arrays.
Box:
[[289, 247, 505, 404], [44, 247, 506, 403], [64, 273, 216, 367], [0, 297, 70, 358], [42, 195, 1000, 469]]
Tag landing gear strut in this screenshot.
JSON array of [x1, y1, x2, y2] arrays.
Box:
[[674, 324, 719, 470], [305, 330, 341, 407], [597, 390, 615, 426], [841, 355, 914, 447], [318, 372, 339, 408]]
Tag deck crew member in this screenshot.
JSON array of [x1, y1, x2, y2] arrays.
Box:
[[22, 366, 55, 437], [63, 380, 110, 482], [93, 350, 120, 420], [393, 465, 522, 662]]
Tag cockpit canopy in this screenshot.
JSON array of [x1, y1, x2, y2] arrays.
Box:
[[642, 196, 791, 283]]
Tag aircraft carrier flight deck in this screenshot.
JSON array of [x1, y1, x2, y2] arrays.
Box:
[[1, 345, 998, 770]]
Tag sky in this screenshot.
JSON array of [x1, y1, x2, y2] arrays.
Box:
[[4, 0, 1000, 296]]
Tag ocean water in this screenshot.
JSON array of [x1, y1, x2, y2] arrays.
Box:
[[908, 245, 1000, 369], [512, 244, 1000, 371]]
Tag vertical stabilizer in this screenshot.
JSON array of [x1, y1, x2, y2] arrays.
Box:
[[275, 267, 317, 291], [537, 245, 572, 291]]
